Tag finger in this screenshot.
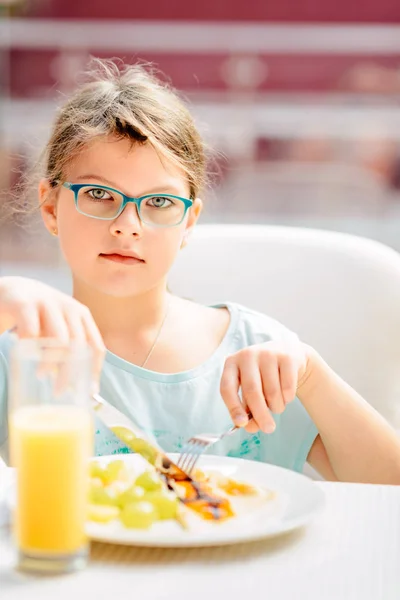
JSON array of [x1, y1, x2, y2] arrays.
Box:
[[279, 355, 297, 404], [64, 310, 87, 344], [12, 305, 61, 391], [259, 354, 286, 415], [220, 360, 248, 427], [244, 419, 260, 434], [38, 343, 88, 399], [35, 304, 70, 384], [12, 304, 41, 338], [39, 303, 70, 342], [50, 311, 89, 397], [241, 361, 276, 433], [45, 346, 72, 398]]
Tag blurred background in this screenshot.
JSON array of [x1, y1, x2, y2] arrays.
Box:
[[1, 1, 400, 282]]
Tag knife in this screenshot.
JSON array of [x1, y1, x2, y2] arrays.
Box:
[[91, 393, 195, 482]]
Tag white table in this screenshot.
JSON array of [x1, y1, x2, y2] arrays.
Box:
[[1, 481, 400, 600]]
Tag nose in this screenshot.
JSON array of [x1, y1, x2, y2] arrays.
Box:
[[109, 202, 142, 237]]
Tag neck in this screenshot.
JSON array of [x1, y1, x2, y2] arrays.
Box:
[[72, 277, 170, 341]]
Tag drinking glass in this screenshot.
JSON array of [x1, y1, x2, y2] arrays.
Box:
[[8, 338, 93, 573]]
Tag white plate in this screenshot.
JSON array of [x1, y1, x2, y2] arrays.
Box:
[[86, 453, 325, 548]]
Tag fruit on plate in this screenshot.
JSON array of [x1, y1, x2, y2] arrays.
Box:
[[120, 501, 158, 529], [88, 461, 184, 529], [88, 504, 120, 524], [87, 456, 272, 531], [109, 426, 236, 521]]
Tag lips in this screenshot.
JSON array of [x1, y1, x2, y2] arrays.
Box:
[[100, 252, 144, 265]]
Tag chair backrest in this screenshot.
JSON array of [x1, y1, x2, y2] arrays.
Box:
[[168, 224, 400, 427]]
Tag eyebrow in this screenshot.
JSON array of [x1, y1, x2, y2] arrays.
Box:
[[73, 174, 183, 197]]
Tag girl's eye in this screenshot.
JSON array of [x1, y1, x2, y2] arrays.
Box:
[[147, 196, 173, 208], [87, 188, 113, 201]]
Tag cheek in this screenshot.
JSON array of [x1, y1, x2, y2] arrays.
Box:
[[56, 207, 99, 265], [145, 228, 184, 271]]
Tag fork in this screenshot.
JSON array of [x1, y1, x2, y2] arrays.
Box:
[[177, 423, 241, 476]]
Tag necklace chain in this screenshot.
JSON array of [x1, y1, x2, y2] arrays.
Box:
[[140, 297, 170, 369]]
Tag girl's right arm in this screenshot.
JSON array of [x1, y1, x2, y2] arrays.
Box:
[[0, 276, 106, 384]]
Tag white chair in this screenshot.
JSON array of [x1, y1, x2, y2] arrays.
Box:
[[169, 224, 400, 429]]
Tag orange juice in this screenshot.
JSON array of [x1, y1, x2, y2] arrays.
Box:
[[10, 404, 93, 554]]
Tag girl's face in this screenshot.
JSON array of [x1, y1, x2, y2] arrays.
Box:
[[40, 136, 202, 298]]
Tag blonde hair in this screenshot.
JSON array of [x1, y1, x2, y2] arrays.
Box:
[[45, 58, 207, 199]]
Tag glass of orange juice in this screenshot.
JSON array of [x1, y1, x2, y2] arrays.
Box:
[[8, 338, 93, 574]]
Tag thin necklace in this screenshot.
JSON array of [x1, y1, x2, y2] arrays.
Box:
[[140, 297, 171, 369]]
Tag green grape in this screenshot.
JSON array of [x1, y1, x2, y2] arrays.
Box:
[[103, 460, 128, 484], [128, 438, 158, 465], [111, 426, 136, 445], [116, 485, 146, 508], [89, 461, 107, 481], [120, 501, 158, 529], [90, 485, 118, 506], [88, 504, 120, 523], [146, 491, 179, 520], [135, 471, 163, 492], [90, 476, 103, 489]]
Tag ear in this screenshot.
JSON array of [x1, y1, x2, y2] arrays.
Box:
[[39, 179, 58, 236], [182, 197, 202, 248]]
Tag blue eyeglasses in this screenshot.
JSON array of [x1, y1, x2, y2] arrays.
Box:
[[62, 182, 193, 227]]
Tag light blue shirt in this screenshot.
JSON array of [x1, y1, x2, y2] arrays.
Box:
[[0, 303, 318, 471]]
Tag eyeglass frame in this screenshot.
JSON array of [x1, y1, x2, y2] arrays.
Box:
[[60, 181, 194, 227]]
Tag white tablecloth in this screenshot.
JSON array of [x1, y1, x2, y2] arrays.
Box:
[[1, 481, 400, 600]]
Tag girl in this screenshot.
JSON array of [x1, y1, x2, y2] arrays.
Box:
[[1, 59, 400, 483]]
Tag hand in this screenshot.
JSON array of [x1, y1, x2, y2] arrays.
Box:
[[220, 339, 310, 434], [0, 276, 105, 389]]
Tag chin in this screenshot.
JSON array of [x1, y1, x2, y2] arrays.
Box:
[[89, 272, 154, 298], [76, 263, 165, 298], [96, 282, 146, 298]]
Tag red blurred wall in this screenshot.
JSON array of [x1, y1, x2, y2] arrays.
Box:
[[27, 0, 400, 23]]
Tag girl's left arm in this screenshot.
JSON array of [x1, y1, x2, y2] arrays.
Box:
[[298, 346, 400, 484]]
